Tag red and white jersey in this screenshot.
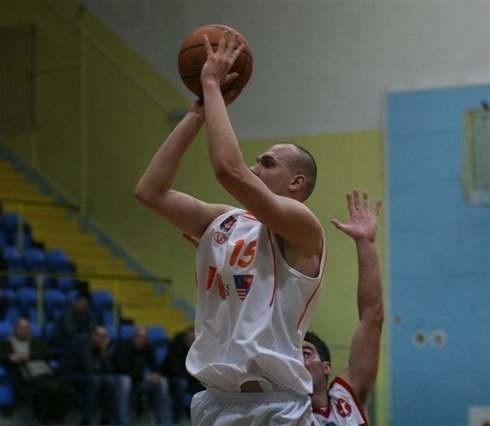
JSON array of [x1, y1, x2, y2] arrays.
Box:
[[186, 208, 326, 395], [312, 377, 368, 426]]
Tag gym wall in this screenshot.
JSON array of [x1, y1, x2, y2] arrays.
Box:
[[387, 84, 490, 426]]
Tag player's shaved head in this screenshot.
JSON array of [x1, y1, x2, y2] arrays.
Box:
[[281, 143, 317, 200]]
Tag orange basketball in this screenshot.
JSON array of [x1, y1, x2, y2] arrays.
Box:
[[178, 24, 253, 103]]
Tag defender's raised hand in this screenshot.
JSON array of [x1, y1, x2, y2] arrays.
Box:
[[331, 190, 382, 242]]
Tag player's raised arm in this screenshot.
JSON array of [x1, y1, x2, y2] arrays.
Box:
[[200, 33, 322, 255], [134, 103, 232, 239], [332, 190, 384, 406]]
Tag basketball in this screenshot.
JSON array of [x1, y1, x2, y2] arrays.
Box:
[[178, 24, 253, 103]]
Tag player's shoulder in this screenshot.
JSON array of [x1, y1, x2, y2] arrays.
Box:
[[327, 377, 369, 425]]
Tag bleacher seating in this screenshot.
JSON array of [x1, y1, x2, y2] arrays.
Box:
[[0, 159, 193, 414]]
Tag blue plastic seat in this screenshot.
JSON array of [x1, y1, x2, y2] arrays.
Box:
[[45, 249, 74, 272], [44, 289, 66, 321], [5, 307, 20, 324], [91, 290, 114, 313], [44, 289, 66, 309], [10, 228, 34, 249], [154, 345, 168, 365], [148, 326, 169, 365], [57, 277, 77, 292], [1, 289, 15, 305], [101, 310, 115, 327], [0, 213, 20, 233], [106, 325, 117, 341], [0, 366, 12, 408], [27, 307, 39, 324], [43, 276, 58, 290], [43, 322, 55, 340], [0, 372, 14, 408], [148, 325, 168, 344], [65, 289, 79, 303], [16, 288, 38, 312], [0, 365, 8, 379], [0, 322, 13, 339], [119, 324, 135, 341], [30, 323, 42, 338], [23, 248, 46, 271], [6, 266, 28, 289], [2, 246, 21, 267]]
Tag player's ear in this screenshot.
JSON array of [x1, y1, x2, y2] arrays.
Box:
[[322, 361, 332, 376], [288, 174, 305, 193]]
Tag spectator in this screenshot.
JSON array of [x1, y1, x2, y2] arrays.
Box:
[[59, 325, 116, 425], [113, 326, 171, 425], [52, 290, 96, 348], [0, 288, 8, 319], [0, 318, 73, 423], [162, 327, 204, 423]]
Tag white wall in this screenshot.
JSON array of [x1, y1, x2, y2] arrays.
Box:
[[81, 0, 490, 139]]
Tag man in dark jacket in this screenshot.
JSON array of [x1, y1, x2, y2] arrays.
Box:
[[53, 290, 96, 348], [161, 327, 204, 423], [59, 325, 116, 425], [113, 326, 171, 425], [0, 318, 73, 423]]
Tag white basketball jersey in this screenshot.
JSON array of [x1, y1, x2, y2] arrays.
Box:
[[313, 377, 368, 426], [186, 208, 326, 395]]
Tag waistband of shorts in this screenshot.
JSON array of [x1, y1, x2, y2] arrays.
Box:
[[204, 388, 309, 404]]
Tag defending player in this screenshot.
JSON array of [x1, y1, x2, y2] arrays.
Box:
[[135, 32, 326, 424], [303, 190, 383, 425]]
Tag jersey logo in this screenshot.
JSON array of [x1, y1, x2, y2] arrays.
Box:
[[233, 274, 254, 300], [206, 266, 228, 299], [335, 398, 352, 418], [213, 231, 226, 244], [219, 215, 237, 232]]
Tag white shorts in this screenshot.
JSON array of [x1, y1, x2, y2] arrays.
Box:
[[190, 389, 315, 426]]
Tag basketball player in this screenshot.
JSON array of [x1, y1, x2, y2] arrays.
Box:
[[134, 33, 326, 424], [303, 190, 383, 425]]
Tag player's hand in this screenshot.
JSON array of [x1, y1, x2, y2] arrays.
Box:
[[201, 31, 242, 88], [331, 190, 382, 242]]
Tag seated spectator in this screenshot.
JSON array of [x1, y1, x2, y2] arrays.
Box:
[[0, 318, 74, 423], [59, 325, 116, 425], [161, 326, 204, 423], [113, 326, 171, 425], [52, 290, 96, 348], [0, 288, 8, 319]]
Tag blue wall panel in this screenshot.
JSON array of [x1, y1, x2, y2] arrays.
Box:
[[387, 85, 490, 425]]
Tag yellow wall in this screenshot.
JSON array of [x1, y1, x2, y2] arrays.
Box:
[[0, 1, 388, 423]]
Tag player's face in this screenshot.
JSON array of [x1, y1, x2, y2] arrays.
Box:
[[302, 340, 330, 390], [249, 144, 296, 196]]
